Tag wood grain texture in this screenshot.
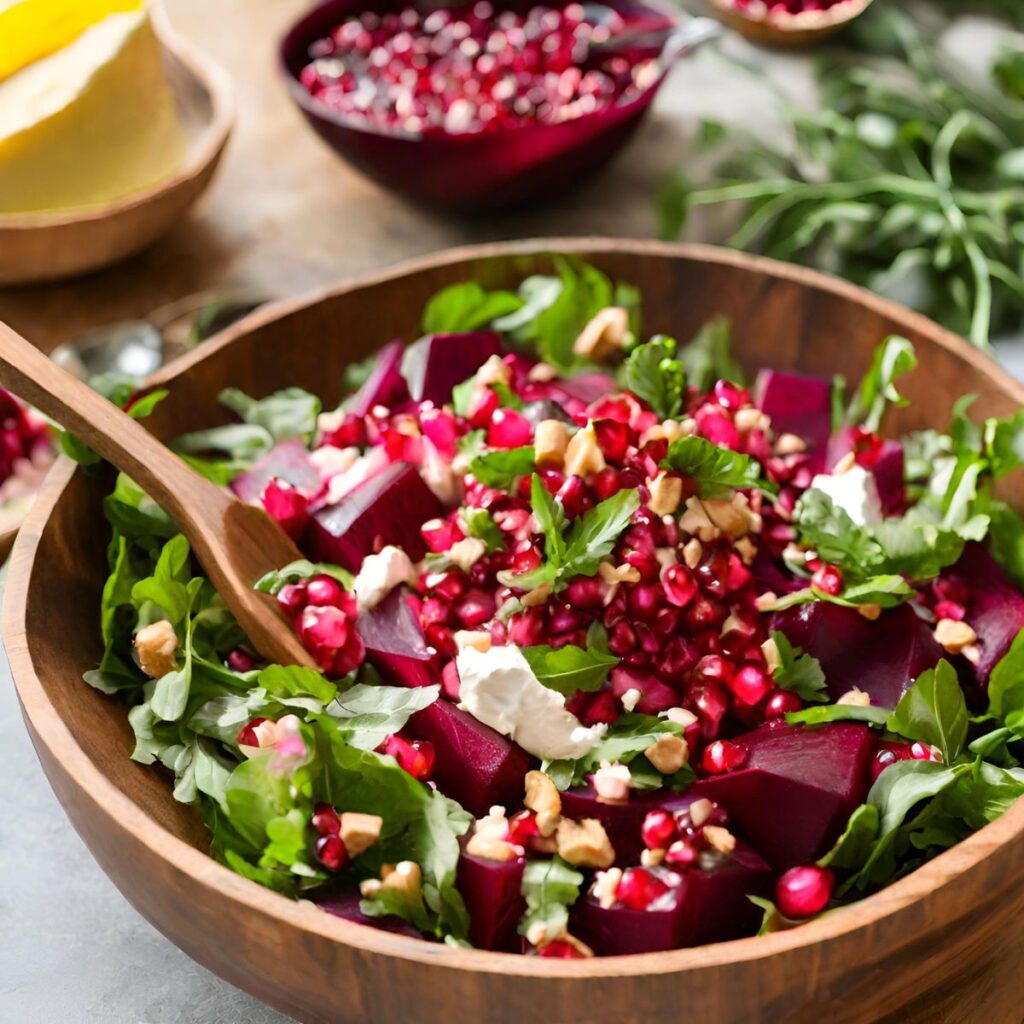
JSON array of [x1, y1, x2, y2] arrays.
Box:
[[0, 4, 234, 286], [708, 0, 871, 48], [7, 241, 1024, 1024]]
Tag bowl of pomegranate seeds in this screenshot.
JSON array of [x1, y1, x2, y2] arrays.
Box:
[[10, 240, 1024, 1022], [710, 0, 871, 47], [281, 0, 717, 210], [0, 387, 54, 559]]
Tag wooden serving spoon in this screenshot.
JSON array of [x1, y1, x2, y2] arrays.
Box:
[[0, 320, 316, 669]]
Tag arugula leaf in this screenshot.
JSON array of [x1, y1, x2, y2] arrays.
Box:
[[468, 445, 536, 489], [764, 575, 914, 611], [421, 282, 523, 333], [818, 804, 880, 870], [254, 560, 353, 595], [886, 660, 968, 762], [327, 683, 440, 751], [459, 507, 505, 553], [986, 627, 1024, 725], [618, 335, 685, 419], [786, 704, 891, 728], [769, 631, 828, 704], [662, 435, 776, 498], [518, 857, 585, 944], [520, 644, 619, 697], [530, 473, 567, 566], [845, 336, 917, 432], [678, 316, 743, 392]]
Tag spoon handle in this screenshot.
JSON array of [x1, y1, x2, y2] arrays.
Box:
[[0, 320, 226, 526]]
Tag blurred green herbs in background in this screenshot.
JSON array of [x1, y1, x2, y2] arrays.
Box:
[[659, 4, 1024, 348]]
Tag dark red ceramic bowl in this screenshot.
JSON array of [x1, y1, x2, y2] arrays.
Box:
[[279, 0, 712, 211]]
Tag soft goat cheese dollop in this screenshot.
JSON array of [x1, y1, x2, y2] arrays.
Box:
[[808, 464, 882, 526], [456, 644, 607, 760], [352, 545, 415, 613]]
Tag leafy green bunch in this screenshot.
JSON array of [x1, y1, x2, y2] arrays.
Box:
[[659, 6, 1024, 347]]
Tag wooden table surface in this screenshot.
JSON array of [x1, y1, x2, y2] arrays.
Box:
[[0, 0, 764, 353]]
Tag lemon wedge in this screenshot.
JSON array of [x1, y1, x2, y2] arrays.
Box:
[[0, 8, 188, 214], [0, 0, 144, 81]]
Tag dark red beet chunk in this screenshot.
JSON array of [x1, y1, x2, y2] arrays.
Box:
[[693, 723, 874, 870], [305, 461, 442, 571], [772, 601, 943, 708], [457, 846, 526, 952], [560, 788, 711, 867], [230, 438, 322, 504], [571, 843, 771, 954], [349, 340, 410, 417], [826, 427, 905, 516], [944, 542, 1024, 683], [754, 369, 832, 471], [402, 332, 503, 407], [312, 886, 425, 939], [405, 700, 533, 817], [357, 589, 439, 688]]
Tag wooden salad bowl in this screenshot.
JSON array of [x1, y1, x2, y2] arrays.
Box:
[[0, 5, 234, 286], [6, 239, 1024, 1024]]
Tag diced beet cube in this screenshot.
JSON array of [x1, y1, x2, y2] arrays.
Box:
[[402, 332, 503, 406], [356, 589, 439, 688], [559, 787, 709, 867], [349, 341, 410, 417], [571, 843, 771, 954], [230, 438, 321, 504], [312, 886, 425, 939], [944, 542, 1024, 683], [771, 601, 943, 708], [826, 428, 905, 515], [754, 369, 832, 471], [457, 846, 526, 952], [305, 462, 442, 571], [693, 723, 874, 870], [751, 547, 805, 597], [405, 700, 533, 816]]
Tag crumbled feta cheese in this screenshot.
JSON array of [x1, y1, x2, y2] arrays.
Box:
[[309, 444, 359, 482], [592, 762, 631, 803], [420, 437, 462, 505], [620, 687, 642, 713], [457, 645, 607, 760], [808, 465, 882, 526], [352, 545, 415, 613]]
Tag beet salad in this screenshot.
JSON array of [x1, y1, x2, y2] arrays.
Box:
[[91, 258, 1024, 957]]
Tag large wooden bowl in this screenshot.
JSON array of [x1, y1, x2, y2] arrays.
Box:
[[6, 239, 1024, 1024]]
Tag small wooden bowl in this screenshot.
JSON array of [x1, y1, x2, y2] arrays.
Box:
[[6, 240, 1024, 1024], [710, 0, 871, 48], [0, 7, 234, 286]]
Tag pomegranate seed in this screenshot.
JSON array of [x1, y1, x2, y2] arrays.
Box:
[[692, 684, 730, 740], [421, 596, 452, 625], [702, 739, 748, 774], [455, 588, 496, 627], [237, 717, 269, 748], [695, 407, 740, 449], [507, 810, 540, 846], [641, 810, 677, 850], [713, 380, 749, 412], [538, 940, 586, 959], [616, 868, 671, 910], [564, 576, 606, 608], [441, 660, 461, 700], [276, 582, 308, 617], [315, 834, 350, 872], [775, 865, 834, 919], [664, 839, 699, 868], [487, 407, 532, 448], [579, 689, 621, 725], [911, 741, 942, 762], [306, 574, 345, 608], [850, 426, 883, 467], [811, 563, 844, 596], [627, 583, 663, 622], [432, 571, 468, 602], [384, 733, 436, 779], [592, 466, 623, 500], [764, 690, 803, 719], [508, 607, 546, 646], [730, 664, 772, 706], [321, 411, 367, 448], [557, 475, 594, 519], [662, 564, 698, 608], [311, 802, 341, 837], [592, 418, 632, 463], [261, 478, 309, 540], [694, 654, 735, 687], [226, 648, 257, 673], [933, 599, 965, 621], [421, 516, 463, 552]]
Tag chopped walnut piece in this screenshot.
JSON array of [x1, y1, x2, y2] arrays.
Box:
[[521, 583, 553, 608], [466, 833, 521, 861], [734, 407, 769, 434], [535, 419, 569, 470], [761, 636, 781, 672], [702, 825, 736, 854], [528, 361, 558, 382], [339, 813, 383, 857], [564, 422, 607, 478], [475, 353, 512, 388], [734, 536, 758, 565], [134, 620, 178, 679], [688, 798, 714, 828], [935, 618, 977, 654], [556, 818, 615, 869], [773, 433, 808, 456], [448, 537, 487, 572], [647, 472, 683, 516], [755, 591, 779, 612], [682, 538, 703, 568], [598, 561, 642, 586], [593, 867, 624, 909], [833, 451, 857, 475], [645, 734, 689, 774], [837, 687, 871, 707], [662, 706, 698, 728], [572, 306, 630, 361], [640, 848, 666, 868], [679, 498, 719, 542], [858, 603, 882, 621], [524, 770, 562, 837]]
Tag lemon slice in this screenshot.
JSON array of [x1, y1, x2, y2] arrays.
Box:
[[0, 9, 188, 213]]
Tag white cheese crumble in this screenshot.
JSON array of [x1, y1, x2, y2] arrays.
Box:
[[457, 645, 607, 760], [352, 545, 415, 613], [808, 464, 882, 526]]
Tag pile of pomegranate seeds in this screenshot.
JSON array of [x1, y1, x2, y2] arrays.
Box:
[[298, 2, 659, 135]]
